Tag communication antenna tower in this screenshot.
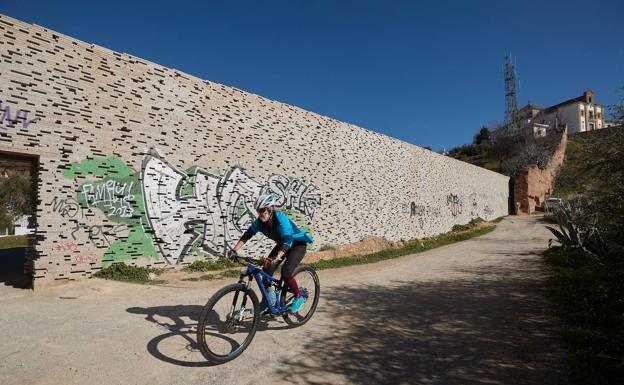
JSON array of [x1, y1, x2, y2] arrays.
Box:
[[503, 54, 519, 131]]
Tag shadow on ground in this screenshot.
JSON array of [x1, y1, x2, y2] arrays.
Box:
[[127, 302, 292, 367], [0, 247, 29, 288], [275, 260, 568, 385], [127, 304, 210, 367]]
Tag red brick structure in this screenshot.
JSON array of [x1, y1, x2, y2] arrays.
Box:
[[513, 131, 567, 214]]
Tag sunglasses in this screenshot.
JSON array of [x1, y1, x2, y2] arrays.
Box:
[[257, 208, 268, 214]]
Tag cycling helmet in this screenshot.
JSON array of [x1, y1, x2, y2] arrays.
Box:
[[254, 193, 279, 210]]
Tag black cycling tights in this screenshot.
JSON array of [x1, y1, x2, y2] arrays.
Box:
[[264, 242, 307, 278], [263, 242, 307, 297]]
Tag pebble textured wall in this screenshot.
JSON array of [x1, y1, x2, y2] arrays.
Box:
[[0, 14, 508, 288]]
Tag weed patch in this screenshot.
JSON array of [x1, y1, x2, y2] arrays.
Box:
[[544, 247, 624, 384], [94, 263, 165, 283], [0, 235, 28, 250], [183, 258, 235, 272], [308, 224, 496, 271]]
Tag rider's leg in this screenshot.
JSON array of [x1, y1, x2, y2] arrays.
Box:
[[262, 244, 281, 286], [280, 243, 307, 298]]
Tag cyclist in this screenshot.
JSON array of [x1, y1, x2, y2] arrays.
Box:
[[228, 193, 313, 313]]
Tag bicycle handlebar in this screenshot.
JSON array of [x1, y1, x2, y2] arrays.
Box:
[[229, 254, 264, 266]]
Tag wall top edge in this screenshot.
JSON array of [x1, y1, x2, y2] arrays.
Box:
[[0, 13, 507, 179]]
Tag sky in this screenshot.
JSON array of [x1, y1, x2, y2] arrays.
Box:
[[1, 0, 623, 150]]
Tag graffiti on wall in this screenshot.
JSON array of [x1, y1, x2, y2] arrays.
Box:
[[404, 190, 505, 227], [0, 101, 40, 133], [141, 149, 321, 264], [81, 180, 135, 218], [50, 197, 84, 219], [60, 149, 321, 265], [446, 194, 463, 217], [402, 202, 442, 230]]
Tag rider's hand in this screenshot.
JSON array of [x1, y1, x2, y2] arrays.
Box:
[[227, 249, 238, 260], [263, 257, 273, 269]]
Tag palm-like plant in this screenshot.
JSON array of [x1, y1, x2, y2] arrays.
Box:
[[546, 201, 608, 263]]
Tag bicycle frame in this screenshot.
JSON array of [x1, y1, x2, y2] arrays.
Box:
[[237, 263, 290, 315]]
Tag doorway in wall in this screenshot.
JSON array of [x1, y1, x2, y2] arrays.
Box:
[[508, 177, 516, 215], [0, 151, 38, 289]]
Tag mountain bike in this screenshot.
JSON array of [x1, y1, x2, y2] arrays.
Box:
[[196, 254, 320, 363]]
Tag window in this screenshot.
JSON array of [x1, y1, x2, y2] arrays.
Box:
[[582, 121, 586, 131]]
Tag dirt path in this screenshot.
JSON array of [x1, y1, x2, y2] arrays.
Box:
[[0, 216, 568, 385]]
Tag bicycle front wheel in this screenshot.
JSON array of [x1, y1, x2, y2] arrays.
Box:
[[196, 283, 259, 363], [281, 265, 320, 327]]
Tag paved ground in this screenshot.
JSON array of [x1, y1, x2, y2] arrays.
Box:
[[0, 216, 568, 385]]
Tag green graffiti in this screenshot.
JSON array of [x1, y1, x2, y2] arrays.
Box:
[[62, 156, 135, 179], [63, 155, 319, 263], [180, 166, 205, 197], [186, 223, 212, 257], [102, 225, 160, 265], [63, 156, 161, 264], [234, 198, 247, 218]]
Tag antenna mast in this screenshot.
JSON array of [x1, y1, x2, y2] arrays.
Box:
[[503, 54, 519, 135]]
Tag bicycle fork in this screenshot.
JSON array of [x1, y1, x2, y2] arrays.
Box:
[[230, 278, 253, 322]]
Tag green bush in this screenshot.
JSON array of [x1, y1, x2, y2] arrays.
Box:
[[452, 217, 485, 232], [94, 263, 165, 283], [219, 269, 242, 278], [183, 257, 235, 272], [309, 224, 496, 270], [544, 247, 624, 384], [0, 171, 32, 229]]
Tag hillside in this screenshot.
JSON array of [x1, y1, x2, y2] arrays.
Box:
[[553, 127, 624, 199]]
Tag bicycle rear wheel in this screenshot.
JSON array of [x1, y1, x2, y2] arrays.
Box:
[[196, 283, 259, 363], [281, 265, 320, 327]]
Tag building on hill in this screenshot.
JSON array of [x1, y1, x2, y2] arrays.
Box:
[[516, 103, 551, 138], [505, 90, 606, 138], [540, 90, 605, 134]]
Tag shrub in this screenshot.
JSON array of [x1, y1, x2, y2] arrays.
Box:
[[452, 217, 485, 232], [183, 257, 235, 272], [544, 247, 624, 384], [94, 263, 164, 283]]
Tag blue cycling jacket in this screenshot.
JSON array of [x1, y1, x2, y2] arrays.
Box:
[[240, 211, 313, 253]]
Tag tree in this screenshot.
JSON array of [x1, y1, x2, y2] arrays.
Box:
[[501, 133, 561, 177], [0, 171, 32, 229], [473, 126, 491, 145], [608, 86, 624, 121]]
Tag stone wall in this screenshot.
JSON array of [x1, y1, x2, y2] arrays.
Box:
[[0, 14, 509, 288], [514, 132, 568, 214]]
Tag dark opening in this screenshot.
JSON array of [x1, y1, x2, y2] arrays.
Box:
[[508, 177, 516, 215], [0, 151, 38, 289]]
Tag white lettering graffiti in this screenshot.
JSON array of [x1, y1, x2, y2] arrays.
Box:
[[81, 180, 135, 218], [265, 174, 321, 219], [140, 149, 321, 265]]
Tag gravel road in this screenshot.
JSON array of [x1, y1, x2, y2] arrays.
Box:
[[0, 215, 568, 385]]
